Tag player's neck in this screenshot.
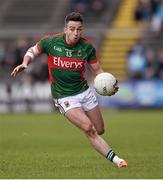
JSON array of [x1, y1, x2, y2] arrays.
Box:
[[65, 36, 78, 47], [66, 39, 76, 46]]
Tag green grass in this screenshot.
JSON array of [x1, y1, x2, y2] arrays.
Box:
[[0, 109, 163, 179]]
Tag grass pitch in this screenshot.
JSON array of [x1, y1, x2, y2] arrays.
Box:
[[0, 109, 162, 179]]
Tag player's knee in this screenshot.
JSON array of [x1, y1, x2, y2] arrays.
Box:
[[83, 124, 96, 136], [97, 128, 105, 135], [84, 123, 93, 133]]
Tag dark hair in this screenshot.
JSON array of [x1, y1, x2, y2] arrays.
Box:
[[65, 12, 84, 25]]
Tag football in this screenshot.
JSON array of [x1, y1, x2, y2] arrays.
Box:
[[94, 72, 117, 96]]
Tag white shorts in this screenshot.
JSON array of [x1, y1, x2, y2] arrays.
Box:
[[53, 88, 98, 114]]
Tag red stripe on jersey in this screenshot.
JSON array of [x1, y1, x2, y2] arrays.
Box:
[[48, 55, 86, 71], [88, 59, 98, 64], [47, 55, 86, 83], [48, 68, 55, 84], [36, 44, 41, 53]]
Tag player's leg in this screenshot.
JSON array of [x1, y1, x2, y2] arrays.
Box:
[[53, 89, 127, 167], [81, 88, 127, 167], [85, 105, 127, 167], [80, 88, 105, 135], [65, 107, 110, 156], [65, 107, 127, 167], [85, 105, 104, 135]]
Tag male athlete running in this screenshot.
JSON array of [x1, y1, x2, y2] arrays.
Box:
[[11, 12, 127, 168]]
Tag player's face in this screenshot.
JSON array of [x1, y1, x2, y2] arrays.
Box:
[[64, 21, 83, 45]]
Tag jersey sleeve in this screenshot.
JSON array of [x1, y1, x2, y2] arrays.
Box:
[[87, 46, 98, 64], [37, 37, 51, 53]]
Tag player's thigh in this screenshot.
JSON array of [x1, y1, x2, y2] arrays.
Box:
[[65, 107, 94, 132], [85, 105, 105, 134]]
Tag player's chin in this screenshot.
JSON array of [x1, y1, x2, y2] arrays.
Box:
[[73, 38, 79, 43]]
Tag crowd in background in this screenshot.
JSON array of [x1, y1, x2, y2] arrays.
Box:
[[70, 0, 106, 16], [127, 41, 163, 80], [127, 0, 163, 80], [0, 37, 49, 84], [134, 0, 163, 35]]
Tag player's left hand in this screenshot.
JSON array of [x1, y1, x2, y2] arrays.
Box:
[[10, 63, 27, 77], [109, 80, 119, 96]]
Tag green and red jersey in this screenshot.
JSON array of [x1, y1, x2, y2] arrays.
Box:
[[37, 33, 97, 98]]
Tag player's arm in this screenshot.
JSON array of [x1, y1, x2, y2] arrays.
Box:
[[88, 61, 104, 75], [11, 44, 41, 77], [87, 45, 104, 75]]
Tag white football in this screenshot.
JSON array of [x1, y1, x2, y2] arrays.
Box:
[[94, 72, 117, 96]]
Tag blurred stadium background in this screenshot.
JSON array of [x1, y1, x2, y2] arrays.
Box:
[[0, 0, 163, 179]]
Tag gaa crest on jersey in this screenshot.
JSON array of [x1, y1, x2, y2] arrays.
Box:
[[54, 46, 62, 52]]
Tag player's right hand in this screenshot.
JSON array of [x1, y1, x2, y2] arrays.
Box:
[[10, 64, 27, 77]]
